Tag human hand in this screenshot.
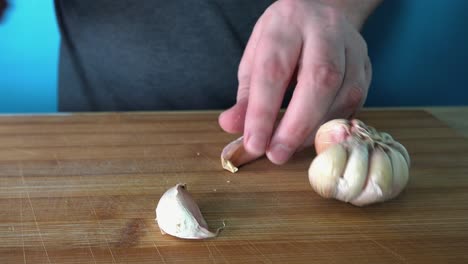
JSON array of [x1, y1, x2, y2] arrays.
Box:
[[219, 0, 378, 165]]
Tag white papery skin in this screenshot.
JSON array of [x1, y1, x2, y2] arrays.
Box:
[[309, 119, 411, 206], [156, 184, 223, 239]]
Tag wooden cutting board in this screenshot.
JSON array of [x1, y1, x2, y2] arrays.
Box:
[[0, 109, 467, 263]]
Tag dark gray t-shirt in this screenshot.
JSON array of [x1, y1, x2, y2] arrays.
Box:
[[55, 0, 276, 111]]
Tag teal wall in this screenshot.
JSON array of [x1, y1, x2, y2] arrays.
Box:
[[0, 0, 59, 113], [0, 1, 467, 113], [363, 0, 468, 106]]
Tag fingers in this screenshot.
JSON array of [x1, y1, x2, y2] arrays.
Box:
[[220, 2, 372, 167], [219, 18, 265, 134], [328, 34, 371, 120], [243, 16, 303, 156], [218, 99, 248, 134], [298, 36, 372, 151], [266, 34, 346, 164]]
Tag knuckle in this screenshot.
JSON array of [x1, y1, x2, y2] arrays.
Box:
[[236, 87, 249, 102], [266, 0, 303, 25], [355, 34, 368, 53], [313, 64, 344, 90], [322, 5, 341, 25], [365, 56, 372, 71], [237, 69, 250, 86], [361, 38, 369, 54], [238, 55, 253, 86], [278, 0, 298, 20], [257, 55, 290, 85], [346, 85, 366, 111], [251, 103, 278, 122], [365, 58, 373, 81]]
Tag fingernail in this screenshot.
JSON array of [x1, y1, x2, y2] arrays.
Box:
[[245, 134, 268, 155], [267, 143, 293, 165]]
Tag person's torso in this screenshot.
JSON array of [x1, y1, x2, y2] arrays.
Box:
[[55, 0, 274, 111]]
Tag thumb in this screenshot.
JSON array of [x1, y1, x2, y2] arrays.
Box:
[[218, 98, 248, 134], [219, 16, 265, 134]]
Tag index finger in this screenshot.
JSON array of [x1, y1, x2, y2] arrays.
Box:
[[266, 34, 345, 164], [243, 19, 302, 156]]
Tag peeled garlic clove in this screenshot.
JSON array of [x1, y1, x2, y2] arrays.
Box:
[[308, 143, 348, 198], [351, 147, 393, 206], [335, 141, 369, 202], [315, 119, 351, 154], [387, 148, 410, 199], [156, 184, 223, 239], [221, 136, 263, 173]]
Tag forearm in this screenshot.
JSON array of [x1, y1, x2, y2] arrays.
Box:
[[323, 0, 384, 29]]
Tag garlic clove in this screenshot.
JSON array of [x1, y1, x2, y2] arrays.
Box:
[[387, 148, 410, 199], [310, 118, 411, 206], [308, 143, 348, 198], [315, 119, 351, 154], [379, 132, 393, 143], [221, 136, 263, 173], [156, 184, 223, 239], [387, 141, 411, 167], [351, 146, 393, 206], [335, 141, 369, 202]]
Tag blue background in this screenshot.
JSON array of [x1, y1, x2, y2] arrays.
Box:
[[0, 0, 59, 113], [0, 0, 467, 113]]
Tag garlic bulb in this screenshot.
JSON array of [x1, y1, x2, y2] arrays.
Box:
[[309, 119, 411, 206], [221, 136, 263, 173], [155, 184, 224, 239]]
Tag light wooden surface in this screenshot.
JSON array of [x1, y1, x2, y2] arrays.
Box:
[[427, 107, 468, 137], [0, 108, 467, 263]]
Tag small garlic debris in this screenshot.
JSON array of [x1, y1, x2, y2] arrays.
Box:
[[155, 184, 224, 239], [221, 136, 263, 173], [309, 119, 411, 206]]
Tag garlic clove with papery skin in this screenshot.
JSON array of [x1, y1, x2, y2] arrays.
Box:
[[221, 136, 263, 173], [308, 143, 348, 198], [387, 141, 411, 167], [351, 146, 393, 206], [335, 140, 369, 202], [309, 118, 411, 206], [387, 148, 410, 199], [155, 184, 224, 239], [314, 119, 351, 154]]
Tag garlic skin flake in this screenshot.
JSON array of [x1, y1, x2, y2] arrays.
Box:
[[156, 184, 223, 239], [309, 119, 411, 206]]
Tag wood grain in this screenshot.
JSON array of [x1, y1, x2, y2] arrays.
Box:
[[0, 109, 467, 263]]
